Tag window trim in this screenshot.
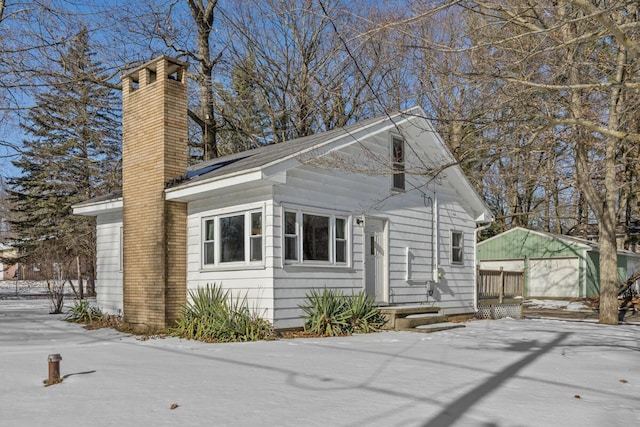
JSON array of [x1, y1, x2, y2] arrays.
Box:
[[201, 208, 264, 268], [283, 207, 350, 267], [451, 230, 464, 265]]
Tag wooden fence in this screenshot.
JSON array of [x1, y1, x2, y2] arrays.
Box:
[[10, 263, 81, 281], [477, 267, 524, 305]]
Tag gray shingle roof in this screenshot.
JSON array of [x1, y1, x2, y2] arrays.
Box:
[[74, 109, 410, 207], [179, 112, 399, 185]]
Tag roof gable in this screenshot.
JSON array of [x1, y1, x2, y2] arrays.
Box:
[[478, 227, 596, 261], [167, 110, 411, 189]]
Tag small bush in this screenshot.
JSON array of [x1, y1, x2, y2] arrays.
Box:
[[173, 284, 273, 342], [47, 279, 65, 314], [66, 300, 104, 323], [300, 288, 386, 336]]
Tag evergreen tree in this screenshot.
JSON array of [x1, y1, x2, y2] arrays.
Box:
[[216, 51, 271, 154], [7, 27, 121, 293]]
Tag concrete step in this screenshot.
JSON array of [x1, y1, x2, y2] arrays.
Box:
[[395, 315, 448, 329], [379, 305, 442, 330], [379, 305, 440, 318], [400, 323, 466, 333]]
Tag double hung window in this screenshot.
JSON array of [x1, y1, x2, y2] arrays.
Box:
[[202, 210, 263, 267], [451, 231, 464, 264]]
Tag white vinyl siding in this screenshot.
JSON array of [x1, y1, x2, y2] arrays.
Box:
[[95, 213, 123, 315], [269, 127, 481, 327], [187, 193, 275, 324]]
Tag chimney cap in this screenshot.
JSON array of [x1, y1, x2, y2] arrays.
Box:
[[123, 55, 188, 82]]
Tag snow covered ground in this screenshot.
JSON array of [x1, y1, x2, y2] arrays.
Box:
[[1, 299, 639, 427], [524, 298, 592, 312]]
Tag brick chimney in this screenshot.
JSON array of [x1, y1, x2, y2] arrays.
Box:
[[122, 56, 188, 332]]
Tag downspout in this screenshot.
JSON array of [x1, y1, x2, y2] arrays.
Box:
[[432, 190, 439, 284], [473, 222, 493, 311]]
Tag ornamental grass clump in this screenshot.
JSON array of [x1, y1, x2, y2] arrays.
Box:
[[300, 288, 386, 336], [300, 288, 350, 336], [173, 284, 273, 342], [345, 291, 387, 333], [66, 300, 104, 323]]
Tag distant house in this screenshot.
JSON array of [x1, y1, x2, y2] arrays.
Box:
[[73, 56, 493, 331], [477, 227, 640, 298], [0, 243, 18, 280]]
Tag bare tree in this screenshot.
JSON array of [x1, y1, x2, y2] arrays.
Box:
[[111, 0, 224, 160], [438, 0, 640, 324]]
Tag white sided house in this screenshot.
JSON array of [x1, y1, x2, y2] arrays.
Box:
[[73, 56, 493, 331]]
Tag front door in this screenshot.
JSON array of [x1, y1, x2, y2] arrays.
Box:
[[365, 218, 386, 303]]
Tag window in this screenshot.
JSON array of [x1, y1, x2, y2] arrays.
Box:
[[451, 231, 463, 264], [250, 212, 262, 262], [303, 214, 330, 261], [284, 210, 348, 265], [392, 136, 405, 190], [335, 218, 346, 263], [284, 211, 298, 261], [202, 210, 263, 267], [203, 219, 216, 265], [220, 215, 244, 263]]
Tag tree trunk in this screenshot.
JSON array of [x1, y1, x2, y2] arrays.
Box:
[[598, 211, 619, 324], [598, 42, 627, 325], [76, 255, 84, 300], [87, 258, 96, 297], [187, 0, 219, 160]]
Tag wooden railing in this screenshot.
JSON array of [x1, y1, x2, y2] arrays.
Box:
[[477, 267, 524, 304]]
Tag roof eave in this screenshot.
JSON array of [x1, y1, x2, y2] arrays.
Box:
[[165, 170, 272, 202], [72, 198, 123, 216]]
